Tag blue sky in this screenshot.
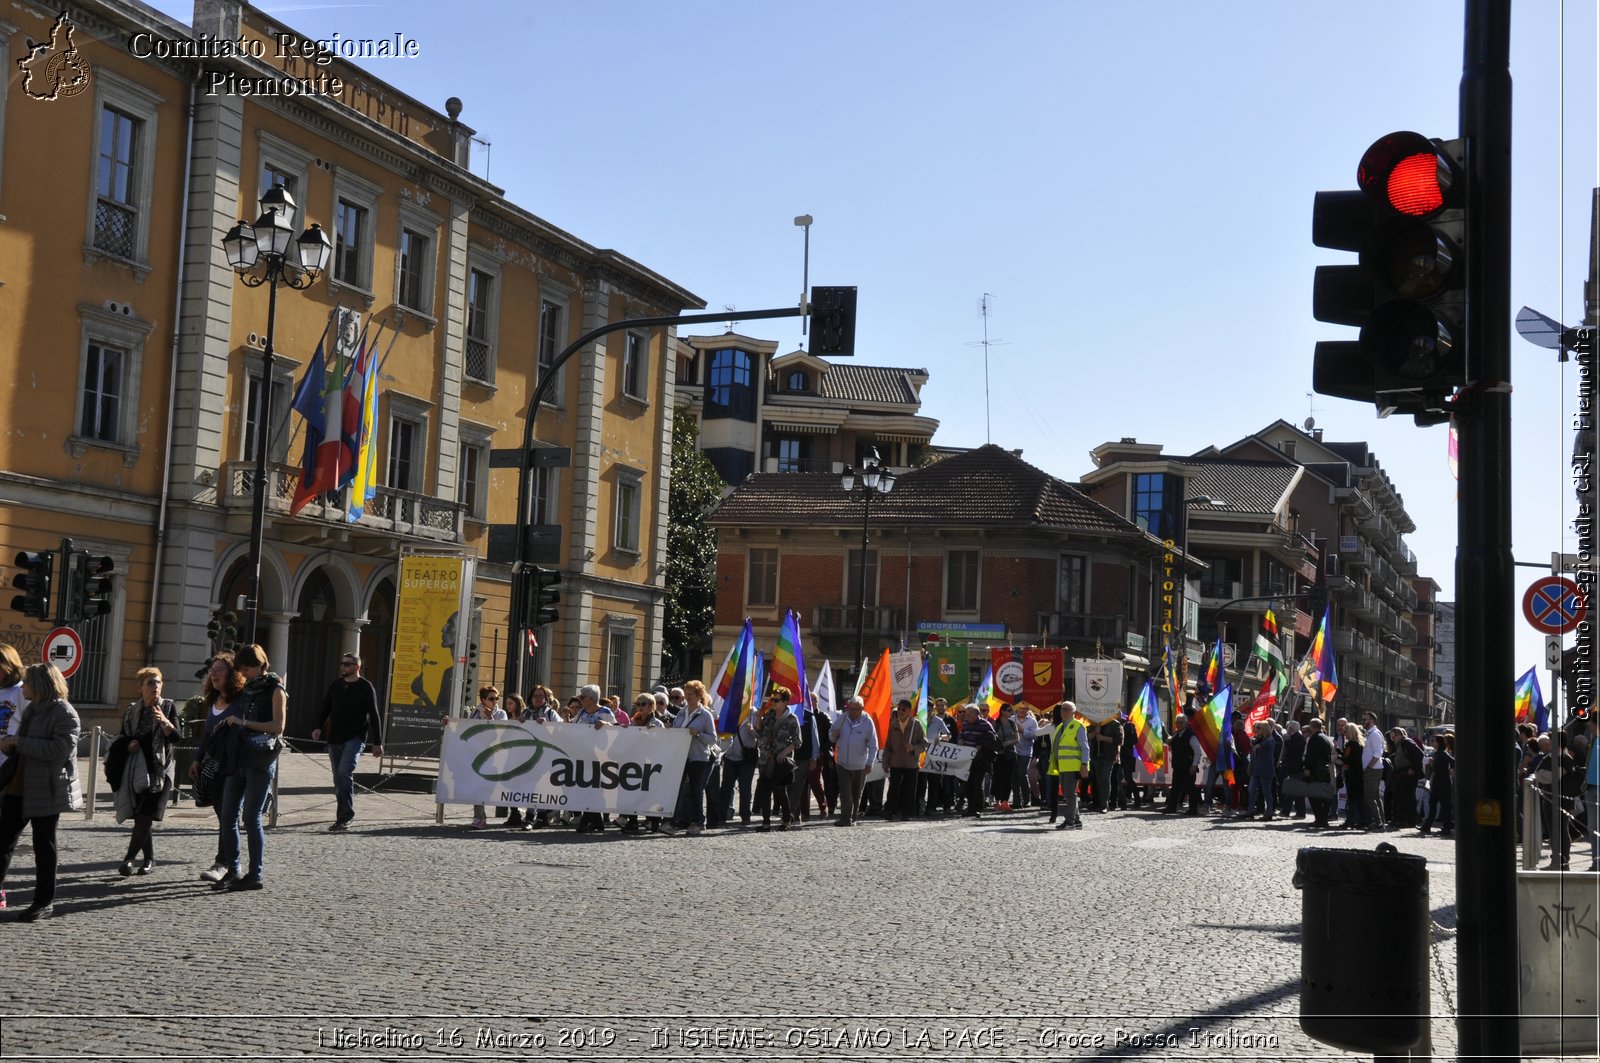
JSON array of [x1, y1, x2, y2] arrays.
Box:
[[143, 0, 1597, 681]]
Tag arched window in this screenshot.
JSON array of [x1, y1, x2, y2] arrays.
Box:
[[786, 369, 809, 393], [705, 349, 754, 420]]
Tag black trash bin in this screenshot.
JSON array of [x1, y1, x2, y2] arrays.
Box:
[[1295, 843, 1429, 1054]]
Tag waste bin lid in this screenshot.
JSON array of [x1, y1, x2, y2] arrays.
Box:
[[1295, 843, 1427, 896]]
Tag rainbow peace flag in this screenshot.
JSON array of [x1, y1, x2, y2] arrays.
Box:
[[1204, 637, 1225, 694], [769, 609, 811, 723], [1296, 606, 1340, 704], [714, 620, 756, 735], [911, 656, 931, 727], [974, 663, 1000, 718], [1129, 679, 1165, 771], [1191, 685, 1234, 784], [1514, 666, 1548, 732]]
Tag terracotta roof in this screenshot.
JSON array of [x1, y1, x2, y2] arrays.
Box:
[[708, 444, 1156, 541], [819, 363, 926, 405]]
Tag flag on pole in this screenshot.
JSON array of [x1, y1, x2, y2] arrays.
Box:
[[911, 656, 931, 727], [1243, 684, 1276, 730], [1296, 607, 1340, 704], [856, 648, 894, 746], [1128, 679, 1165, 771], [973, 662, 1001, 719], [769, 609, 811, 723], [287, 337, 327, 509], [712, 621, 754, 734], [1190, 685, 1234, 784], [1162, 644, 1181, 709], [1514, 666, 1548, 732], [811, 660, 838, 723], [1252, 608, 1287, 689], [291, 308, 359, 514], [1204, 636, 1225, 695], [335, 317, 372, 491]]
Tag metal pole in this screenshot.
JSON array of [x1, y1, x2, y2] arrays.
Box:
[[244, 272, 279, 647], [1455, 2, 1517, 1056], [855, 485, 872, 673]]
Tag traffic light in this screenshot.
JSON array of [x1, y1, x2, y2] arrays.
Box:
[[71, 553, 114, 621], [1311, 131, 1467, 425], [517, 565, 561, 629], [10, 550, 55, 620], [206, 609, 240, 650], [810, 286, 858, 357]]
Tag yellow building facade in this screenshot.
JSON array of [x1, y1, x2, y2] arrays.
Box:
[[0, 0, 699, 737]]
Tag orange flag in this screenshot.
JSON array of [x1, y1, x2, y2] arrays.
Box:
[[857, 648, 894, 746]]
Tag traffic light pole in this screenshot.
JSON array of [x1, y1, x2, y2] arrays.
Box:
[[1454, 2, 1517, 1058], [506, 304, 805, 696]]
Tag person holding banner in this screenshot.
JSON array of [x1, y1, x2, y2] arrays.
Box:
[[919, 700, 951, 817], [572, 686, 616, 833], [829, 697, 878, 827], [662, 681, 718, 836]]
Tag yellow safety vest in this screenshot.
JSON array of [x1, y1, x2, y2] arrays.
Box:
[[1050, 720, 1085, 775]]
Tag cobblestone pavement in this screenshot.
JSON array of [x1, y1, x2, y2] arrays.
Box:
[[0, 746, 1516, 1061]]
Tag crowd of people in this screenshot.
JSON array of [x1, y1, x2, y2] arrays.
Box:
[[2, 645, 1595, 920]]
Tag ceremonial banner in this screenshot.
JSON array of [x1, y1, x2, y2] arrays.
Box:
[[927, 643, 970, 705], [438, 721, 691, 816], [889, 651, 923, 704], [1020, 648, 1065, 710], [990, 648, 1023, 707], [1073, 658, 1124, 722], [919, 741, 979, 781]]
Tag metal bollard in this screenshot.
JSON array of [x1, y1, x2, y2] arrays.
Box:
[[1521, 776, 1542, 870], [84, 726, 102, 820]]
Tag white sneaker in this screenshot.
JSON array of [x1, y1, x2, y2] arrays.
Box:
[[199, 863, 228, 883], [687, 823, 704, 836]]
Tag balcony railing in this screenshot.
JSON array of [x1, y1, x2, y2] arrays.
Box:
[[221, 462, 465, 544], [814, 604, 904, 639], [1337, 537, 1374, 569], [1333, 628, 1376, 663], [1039, 612, 1126, 643]]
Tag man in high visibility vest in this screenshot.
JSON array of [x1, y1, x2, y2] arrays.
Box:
[[1049, 701, 1091, 830]]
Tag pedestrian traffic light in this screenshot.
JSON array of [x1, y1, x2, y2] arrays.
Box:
[[71, 553, 114, 621], [206, 608, 241, 649], [1311, 131, 1467, 425], [10, 550, 54, 620], [810, 286, 857, 357], [517, 566, 561, 629]]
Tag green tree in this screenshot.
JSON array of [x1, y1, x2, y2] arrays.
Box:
[[662, 411, 722, 681]]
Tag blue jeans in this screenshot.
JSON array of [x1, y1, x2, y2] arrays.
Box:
[[327, 739, 365, 824], [1248, 772, 1274, 816], [219, 763, 275, 880]]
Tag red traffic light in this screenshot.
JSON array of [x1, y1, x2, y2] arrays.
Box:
[[1357, 131, 1456, 218]]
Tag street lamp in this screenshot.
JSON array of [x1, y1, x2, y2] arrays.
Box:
[[220, 187, 332, 645], [841, 447, 896, 676], [1378, 631, 1401, 729]]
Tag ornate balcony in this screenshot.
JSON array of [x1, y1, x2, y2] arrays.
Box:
[[220, 462, 465, 545], [814, 604, 904, 639], [1039, 612, 1126, 643]]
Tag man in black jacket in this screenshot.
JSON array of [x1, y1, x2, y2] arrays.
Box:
[[1302, 717, 1335, 828], [1278, 720, 1307, 819], [312, 653, 383, 831], [1163, 712, 1200, 815]]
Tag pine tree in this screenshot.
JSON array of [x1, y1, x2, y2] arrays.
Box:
[[662, 412, 721, 681]]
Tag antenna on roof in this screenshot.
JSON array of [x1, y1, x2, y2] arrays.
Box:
[[1304, 416, 1316, 431], [964, 294, 1008, 445]]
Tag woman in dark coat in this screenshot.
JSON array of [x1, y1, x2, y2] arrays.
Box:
[[190, 652, 244, 883], [1419, 732, 1454, 836], [118, 667, 180, 876], [0, 663, 82, 921], [211, 644, 287, 892], [1340, 722, 1366, 829]]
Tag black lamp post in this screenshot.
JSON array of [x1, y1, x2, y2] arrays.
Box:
[[220, 186, 332, 645], [840, 448, 896, 677]]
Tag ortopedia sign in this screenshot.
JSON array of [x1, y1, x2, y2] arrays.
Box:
[[42, 627, 84, 678], [438, 721, 691, 815], [1522, 576, 1587, 636]]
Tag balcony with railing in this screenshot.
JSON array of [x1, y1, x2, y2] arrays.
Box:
[[1337, 536, 1374, 569], [814, 604, 905, 639], [1393, 536, 1418, 574], [1039, 612, 1126, 643], [220, 462, 465, 544], [1381, 644, 1420, 681], [1333, 628, 1377, 663]]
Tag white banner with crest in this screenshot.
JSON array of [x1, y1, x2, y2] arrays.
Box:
[[1073, 659, 1125, 722]]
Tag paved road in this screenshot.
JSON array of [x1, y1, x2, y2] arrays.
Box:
[[0, 744, 1491, 1061]]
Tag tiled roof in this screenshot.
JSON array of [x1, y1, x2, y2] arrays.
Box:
[[1175, 456, 1300, 514], [818, 363, 926, 405], [708, 444, 1155, 540]]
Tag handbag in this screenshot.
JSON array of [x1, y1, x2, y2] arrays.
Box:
[[194, 754, 222, 808], [768, 758, 795, 787], [237, 730, 283, 770], [1283, 775, 1337, 800]]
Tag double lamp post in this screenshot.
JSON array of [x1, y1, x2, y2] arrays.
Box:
[[840, 448, 896, 676], [220, 186, 331, 644]]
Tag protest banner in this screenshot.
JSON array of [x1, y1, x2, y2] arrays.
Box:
[[438, 721, 691, 816], [918, 741, 979, 781]]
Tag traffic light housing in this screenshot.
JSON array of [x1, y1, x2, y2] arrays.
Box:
[[810, 286, 858, 357], [517, 566, 561, 629], [207, 609, 241, 651], [71, 553, 114, 621], [1312, 131, 1466, 425], [11, 550, 55, 620]]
